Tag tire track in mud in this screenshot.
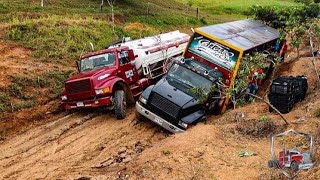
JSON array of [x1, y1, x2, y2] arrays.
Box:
[[0, 108, 170, 179]]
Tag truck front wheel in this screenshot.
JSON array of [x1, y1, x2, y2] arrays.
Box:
[[114, 90, 126, 119], [268, 160, 274, 168], [291, 161, 299, 172]]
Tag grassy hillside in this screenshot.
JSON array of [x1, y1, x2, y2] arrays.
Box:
[[177, 0, 295, 15], [0, 0, 296, 115], [0, 0, 296, 61]]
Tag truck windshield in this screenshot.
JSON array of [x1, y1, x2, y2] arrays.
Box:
[[80, 53, 115, 72], [167, 63, 213, 94]]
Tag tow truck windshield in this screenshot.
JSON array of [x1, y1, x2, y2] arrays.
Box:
[[80, 52, 116, 72], [167, 63, 212, 94]]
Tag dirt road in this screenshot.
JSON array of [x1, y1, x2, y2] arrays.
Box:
[[0, 108, 169, 179], [0, 106, 274, 180]]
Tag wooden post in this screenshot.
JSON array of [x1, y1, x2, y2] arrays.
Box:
[[100, 0, 104, 12], [196, 8, 199, 19]]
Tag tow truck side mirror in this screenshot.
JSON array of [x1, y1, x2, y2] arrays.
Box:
[[76, 61, 80, 72], [128, 49, 135, 61]]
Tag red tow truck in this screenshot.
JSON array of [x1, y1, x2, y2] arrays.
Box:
[[268, 129, 313, 173], [269, 148, 313, 172], [60, 31, 189, 119]]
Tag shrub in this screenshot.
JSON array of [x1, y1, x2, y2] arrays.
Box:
[[237, 118, 277, 137], [39, 70, 73, 99], [8, 83, 24, 99], [13, 100, 36, 111], [315, 108, 320, 118], [0, 93, 10, 112], [259, 115, 269, 121], [8, 75, 34, 100]]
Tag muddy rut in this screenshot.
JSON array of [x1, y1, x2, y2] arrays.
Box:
[[0, 108, 169, 179]]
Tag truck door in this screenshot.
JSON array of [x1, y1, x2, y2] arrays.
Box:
[[118, 50, 139, 84]]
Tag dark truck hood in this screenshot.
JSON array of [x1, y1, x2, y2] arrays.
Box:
[[151, 77, 197, 109], [67, 66, 116, 82]]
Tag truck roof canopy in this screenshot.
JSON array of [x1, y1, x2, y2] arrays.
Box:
[[196, 19, 279, 51]]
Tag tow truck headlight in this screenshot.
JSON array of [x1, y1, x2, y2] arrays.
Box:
[[139, 96, 147, 104], [98, 74, 110, 80], [178, 121, 188, 129], [95, 87, 110, 95], [61, 95, 67, 101]]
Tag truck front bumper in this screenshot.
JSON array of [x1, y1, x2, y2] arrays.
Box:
[[135, 102, 185, 133], [62, 96, 111, 110]]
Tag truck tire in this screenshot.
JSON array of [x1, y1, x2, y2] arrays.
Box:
[[114, 90, 126, 120], [291, 161, 299, 172], [268, 160, 274, 168]]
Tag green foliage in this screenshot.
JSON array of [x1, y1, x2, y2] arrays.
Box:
[[199, 17, 208, 25], [233, 53, 267, 92], [315, 108, 320, 118], [248, 4, 320, 30], [186, 0, 193, 7], [259, 114, 269, 121], [246, 5, 289, 29], [12, 100, 36, 111], [189, 85, 219, 104], [8, 75, 34, 100], [8, 83, 24, 99], [178, 0, 295, 16], [295, 0, 320, 4], [249, 3, 320, 56], [39, 70, 73, 99], [5, 70, 72, 112], [7, 16, 114, 61], [0, 2, 8, 13], [189, 52, 275, 107], [0, 93, 10, 112]]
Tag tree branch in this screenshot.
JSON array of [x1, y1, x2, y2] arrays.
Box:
[[246, 92, 289, 125], [308, 28, 320, 88]]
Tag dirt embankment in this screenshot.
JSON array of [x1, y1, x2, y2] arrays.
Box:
[[0, 108, 170, 179], [0, 41, 73, 139], [0, 45, 320, 179]]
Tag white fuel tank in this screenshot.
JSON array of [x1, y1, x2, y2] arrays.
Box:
[[112, 31, 190, 75]]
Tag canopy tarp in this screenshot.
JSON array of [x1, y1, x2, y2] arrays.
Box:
[[196, 19, 279, 51]]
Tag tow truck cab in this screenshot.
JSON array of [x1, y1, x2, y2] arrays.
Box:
[[61, 46, 143, 111]]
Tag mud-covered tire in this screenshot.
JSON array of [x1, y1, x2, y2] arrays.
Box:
[[291, 161, 299, 172], [114, 90, 126, 120], [268, 160, 274, 168]]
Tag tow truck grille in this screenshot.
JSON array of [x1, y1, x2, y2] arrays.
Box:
[[150, 93, 180, 118], [67, 79, 91, 94]]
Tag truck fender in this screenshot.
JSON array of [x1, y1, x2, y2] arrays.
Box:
[[109, 78, 134, 104]]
